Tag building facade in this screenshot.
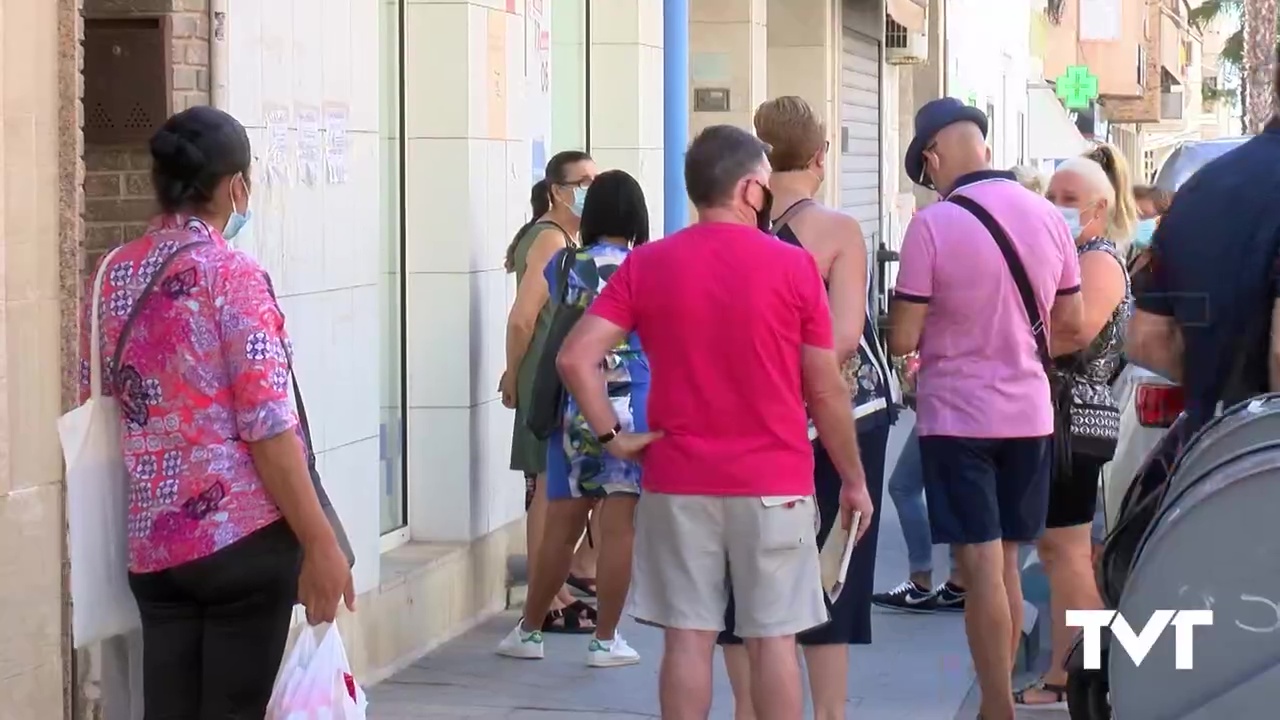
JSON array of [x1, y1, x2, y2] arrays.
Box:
[[2, 0, 952, 717]]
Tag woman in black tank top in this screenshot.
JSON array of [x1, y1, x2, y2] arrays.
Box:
[[718, 97, 898, 720]]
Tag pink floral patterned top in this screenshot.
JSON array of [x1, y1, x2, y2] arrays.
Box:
[[79, 216, 297, 573]]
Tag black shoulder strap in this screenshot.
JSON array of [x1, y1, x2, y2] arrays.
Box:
[[111, 240, 213, 375], [544, 220, 574, 245], [259, 274, 320, 461], [771, 198, 816, 232], [948, 194, 1052, 371], [553, 247, 576, 305]]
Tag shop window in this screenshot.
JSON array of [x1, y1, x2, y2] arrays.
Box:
[[379, 0, 408, 541]]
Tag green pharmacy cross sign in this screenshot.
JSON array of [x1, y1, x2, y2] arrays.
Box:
[[1056, 65, 1099, 109]]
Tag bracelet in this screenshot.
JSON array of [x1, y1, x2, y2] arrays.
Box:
[[596, 423, 623, 445]]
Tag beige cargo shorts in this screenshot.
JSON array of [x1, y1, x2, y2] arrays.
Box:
[[627, 491, 829, 638]]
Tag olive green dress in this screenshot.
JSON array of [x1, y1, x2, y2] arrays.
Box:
[[509, 221, 563, 475]]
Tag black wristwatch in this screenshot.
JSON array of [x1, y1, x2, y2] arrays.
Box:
[[596, 423, 623, 445]]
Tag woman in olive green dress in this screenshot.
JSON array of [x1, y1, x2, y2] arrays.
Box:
[[501, 150, 598, 630]]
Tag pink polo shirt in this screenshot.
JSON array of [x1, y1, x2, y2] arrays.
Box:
[[894, 175, 1080, 438], [588, 222, 832, 496]]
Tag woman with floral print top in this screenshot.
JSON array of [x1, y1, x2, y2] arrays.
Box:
[[78, 107, 352, 718], [498, 170, 651, 668]]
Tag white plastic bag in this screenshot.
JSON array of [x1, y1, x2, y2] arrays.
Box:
[[267, 623, 368, 720], [58, 247, 141, 648]]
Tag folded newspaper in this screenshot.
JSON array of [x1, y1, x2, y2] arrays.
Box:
[[819, 511, 861, 603]]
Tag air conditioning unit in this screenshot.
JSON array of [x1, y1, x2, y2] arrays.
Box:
[[885, 17, 929, 65]]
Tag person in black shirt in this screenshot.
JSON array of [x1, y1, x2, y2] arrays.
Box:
[[1127, 62, 1280, 424]]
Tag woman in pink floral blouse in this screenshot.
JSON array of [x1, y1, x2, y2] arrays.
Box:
[[79, 106, 353, 718]]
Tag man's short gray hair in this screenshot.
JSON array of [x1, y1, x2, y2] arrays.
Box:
[[684, 125, 770, 208]]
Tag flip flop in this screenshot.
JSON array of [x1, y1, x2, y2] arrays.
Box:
[[566, 574, 597, 598], [541, 600, 598, 635], [1013, 678, 1068, 707]]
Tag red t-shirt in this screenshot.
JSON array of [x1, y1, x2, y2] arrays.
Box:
[[587, 222, 833, 496]]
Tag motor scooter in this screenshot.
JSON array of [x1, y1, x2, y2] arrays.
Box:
[[1065, 396, 1280, 719]]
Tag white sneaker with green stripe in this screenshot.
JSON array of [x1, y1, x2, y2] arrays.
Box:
[[586, 632, 640, 668], [496, 620, 544, 659]]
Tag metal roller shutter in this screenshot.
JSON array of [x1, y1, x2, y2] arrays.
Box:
[[839, 24, 882, 251]]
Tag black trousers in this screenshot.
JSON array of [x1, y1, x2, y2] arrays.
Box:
[[128, 520, 302, 720]]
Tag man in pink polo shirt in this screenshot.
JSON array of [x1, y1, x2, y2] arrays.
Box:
[[557, 124, 875, 720], [887, 98, 1083, 720]]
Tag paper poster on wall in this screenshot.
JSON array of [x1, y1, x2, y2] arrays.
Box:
[[323, 103, 349, 184], [486, 11, 508, 139], [264, 103, 292, 187], [526, 0, 551, 174], [296, 105, 322, 187]]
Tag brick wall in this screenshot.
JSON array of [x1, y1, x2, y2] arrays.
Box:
[[82, 0, 210, 276]]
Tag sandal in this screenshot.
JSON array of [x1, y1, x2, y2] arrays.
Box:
[[541, 600, 598, 635], [1013, 678, 1068, 707], [566, 574, 598, 598]]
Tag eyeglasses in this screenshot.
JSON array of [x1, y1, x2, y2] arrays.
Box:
[[558, 177, 593, 189]]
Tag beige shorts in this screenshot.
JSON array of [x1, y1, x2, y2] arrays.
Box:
[[627, 492, 829, 638]]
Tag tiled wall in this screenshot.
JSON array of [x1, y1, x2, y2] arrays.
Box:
[[1, 0, 73, 714], [403, 0, 539, 543], [588, 1, 666, 231], [767, 0, 838, 207], [225, 0, 384, 593], [690, 0, 768, 134]]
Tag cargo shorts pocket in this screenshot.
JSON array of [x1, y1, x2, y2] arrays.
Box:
[[757, 496, 818, 552]]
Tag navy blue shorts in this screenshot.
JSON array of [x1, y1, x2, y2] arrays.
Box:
[[918, 435, 1051, 545]]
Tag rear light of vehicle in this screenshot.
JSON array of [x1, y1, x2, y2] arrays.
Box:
[[1135, 383, 1185, 428]]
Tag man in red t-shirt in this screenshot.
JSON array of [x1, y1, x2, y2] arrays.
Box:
[[557, 124, 874, 719]]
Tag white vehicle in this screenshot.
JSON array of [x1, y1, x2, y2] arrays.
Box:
[[1100, 366, 1183, 531]]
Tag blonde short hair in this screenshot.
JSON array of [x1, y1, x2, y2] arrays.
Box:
[[1009, 165, 1045, 195], [753, 96, 826, 172]]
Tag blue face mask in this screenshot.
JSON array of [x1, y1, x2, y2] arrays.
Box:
[[223, 174, 252, 242], [1132, 218, 1158, 250], [569, 186, 588, 217], [1057, 205, 1083, 240]]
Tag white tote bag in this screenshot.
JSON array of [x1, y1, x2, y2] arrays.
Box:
[[267, 624, 368, 720], [57, 247, 142, 648]]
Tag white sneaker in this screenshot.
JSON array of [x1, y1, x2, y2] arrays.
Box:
[[586, 633, 640, 668], [495, 620, 544, 660]]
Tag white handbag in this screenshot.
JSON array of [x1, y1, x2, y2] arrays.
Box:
[[57, 247, 142, 647]]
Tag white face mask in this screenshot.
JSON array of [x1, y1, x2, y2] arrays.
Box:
[[223, 174, 253, 242], [569, 186, 587, 217]]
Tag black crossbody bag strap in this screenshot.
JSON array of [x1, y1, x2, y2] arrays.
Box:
[[948, 194, 1053, 371], [261, 279, 320, 465], [263, 275, 356, 567], [553, 246, 575, 305], [112, 241, 213, 376]]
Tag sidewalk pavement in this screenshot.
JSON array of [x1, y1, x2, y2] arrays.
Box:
[[367, 419, 1071, 720]]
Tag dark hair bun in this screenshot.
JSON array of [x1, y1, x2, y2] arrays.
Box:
[[148, 106, 252, 214], [150, 129, 207, 175]]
